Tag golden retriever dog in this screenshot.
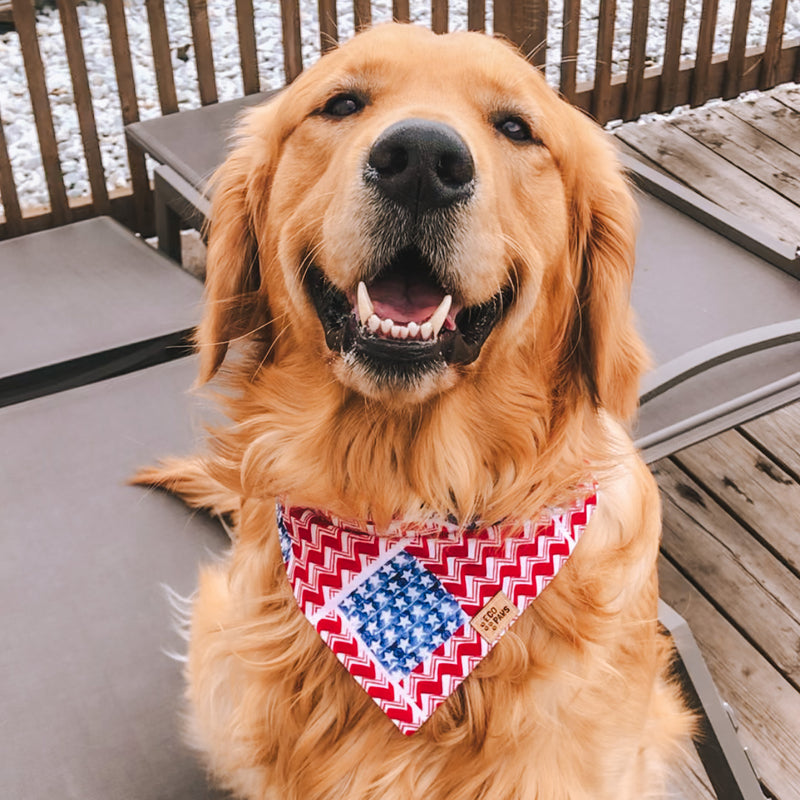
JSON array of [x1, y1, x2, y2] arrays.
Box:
[[140, 23, 691, 800]]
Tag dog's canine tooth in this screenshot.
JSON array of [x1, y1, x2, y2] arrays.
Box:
[[380, 318, 394, 334], [367, 314, 381, 332], [428, 295, 452, 337], [420, 322, 433, 340], [357, 281, 374, 325], [407, 321, 420, 338]]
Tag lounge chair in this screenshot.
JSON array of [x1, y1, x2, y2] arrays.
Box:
[[0, 216, 203, 406], [0, 359, 229, 799], [0, 214, 222, 795], [125, 93, 274, 263], [627, 156, 800, 462]]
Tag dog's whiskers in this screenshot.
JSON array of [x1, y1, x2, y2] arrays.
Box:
[[160, 583, 195, 663]]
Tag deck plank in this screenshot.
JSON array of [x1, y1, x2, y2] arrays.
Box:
[[671, 429, 800, 575], [654, 458, 800, 683], [612, 135, 677, 180], [658, 556, 800, 800], [671, 105, 800, 206], [725, 94, 800, 157], [615, 120, 800, 245], [772, 84, 800, 114], [654, 398, 800, 800], [667, 750, 717, 800], [740, 403, 800, 478], [669, 752, 716, 800]]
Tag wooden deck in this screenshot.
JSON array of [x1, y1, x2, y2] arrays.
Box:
[[615, 83, 800, 251], [657, 403, 800, 800], [614, 84, 800, 799]]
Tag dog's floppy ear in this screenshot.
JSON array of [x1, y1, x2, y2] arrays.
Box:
[[564, 119, 648, 421], [195, 101, 283, 384]]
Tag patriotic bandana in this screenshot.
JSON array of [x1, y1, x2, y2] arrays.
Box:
[[277, 487, 597, 735]]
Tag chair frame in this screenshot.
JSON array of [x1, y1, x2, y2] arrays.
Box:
[[659, 602, 766, 799]]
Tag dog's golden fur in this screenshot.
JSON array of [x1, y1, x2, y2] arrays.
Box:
[[140, 24, 691, 799]]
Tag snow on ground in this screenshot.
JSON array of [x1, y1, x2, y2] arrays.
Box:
[[0, 0, 798, 212]]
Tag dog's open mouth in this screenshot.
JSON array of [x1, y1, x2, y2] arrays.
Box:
[[307, 247, 509, 379]]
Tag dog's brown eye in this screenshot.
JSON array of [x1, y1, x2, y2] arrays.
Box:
[[323, 93, 364, 118], [495, 116, 535, 143]]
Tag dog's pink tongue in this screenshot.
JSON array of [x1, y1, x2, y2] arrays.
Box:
[[369, 277, 444, 324]]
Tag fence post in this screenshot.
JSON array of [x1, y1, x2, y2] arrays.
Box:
[[691, 0, 720, 106], [467, 0, 484, 30], [432, 0, 448, 34], [623, 0, 650, 121], [493, 0, 548, 69], [57, 0, 111, 215], [560, 0, 580, 104], [145, 0, 179, 114], [724, 0, 752, 98], [0, 100, 24, 237], [281, 0, 303, 82], [235, 0, 260, 94], [105, 0, 153, 233], [659, 0, 686, 111], [760, 0, 788, 90], [318, 0, 338, 52], [593, 0, 616, 123], [354, 0, 371, 31], [11, 0, 71, 226], [187, 0, 219, 105]]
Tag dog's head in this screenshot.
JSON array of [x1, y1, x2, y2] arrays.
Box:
[[198, 23, 645, 421]]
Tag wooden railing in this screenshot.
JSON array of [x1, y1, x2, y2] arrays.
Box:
[[0, 0, 798, 240]]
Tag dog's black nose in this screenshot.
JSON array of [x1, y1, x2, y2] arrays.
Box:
[[367, 118, 475, 214]]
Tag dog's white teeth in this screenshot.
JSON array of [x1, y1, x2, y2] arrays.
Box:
[[361, 297, 450, 341], [428, 294, 452, 337], [357, 281, 374, 325]]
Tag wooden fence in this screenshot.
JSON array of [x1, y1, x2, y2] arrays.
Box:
[[0, 0, 798, 240]]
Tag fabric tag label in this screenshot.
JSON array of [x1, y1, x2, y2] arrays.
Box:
[[470, 591, 520, 644]]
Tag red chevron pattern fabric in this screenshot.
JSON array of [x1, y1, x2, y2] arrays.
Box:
[[277, 487, 596, 735]]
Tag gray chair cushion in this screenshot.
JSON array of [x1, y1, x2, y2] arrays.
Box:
[[632, 191, 800, 460], [125, 91, 277, 191], [0, 358, 228, 799], [0, 217, 203, 406]]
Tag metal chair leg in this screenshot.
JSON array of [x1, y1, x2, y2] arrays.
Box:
[[658, 600, 766, 800], [154, 172, 183, 262], [153, 165, 212, 266]]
